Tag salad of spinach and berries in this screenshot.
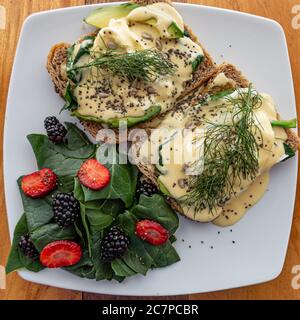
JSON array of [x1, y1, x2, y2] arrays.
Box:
[[6, 117, 179, 281]]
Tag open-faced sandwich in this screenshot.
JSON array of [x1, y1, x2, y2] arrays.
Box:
[[47, 0, 216, 138], [134, 63, 299, 226]]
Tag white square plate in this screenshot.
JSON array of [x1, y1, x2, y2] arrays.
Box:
[[4, 2, 298, 296]]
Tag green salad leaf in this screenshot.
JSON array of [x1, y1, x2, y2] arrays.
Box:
[[31, 223, 77, 252], [131, 194, 179, 234], [64, 249, 96, 279], [7, 123, 180, 281], [81, 145, 138, 207], [6, 214, 44, 274], [27, 123, 96, 192], [17, 178, 54, 232]]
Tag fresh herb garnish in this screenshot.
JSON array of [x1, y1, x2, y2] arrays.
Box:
[[184, 86, 263, 213], [70, 49, 176, 83]]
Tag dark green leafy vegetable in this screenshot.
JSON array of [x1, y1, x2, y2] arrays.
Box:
[[62, 82, 78, 112], [17, 178, 53, 232], [81, 145, 138, 207], [64, 249, 95, 279], [90, 231, 114, 281], [27, 123, 96, 192], [131, 194, 179, 234], [191, 55, 204, 72], [7, 123, 180, 281], [6, 214, 44, 274], [111, 258, 137, 277], [30, 223, 76, 252], [282, 143, 296, 162]]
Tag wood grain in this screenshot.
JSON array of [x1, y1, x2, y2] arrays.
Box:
[[0, 0, 299, 300]]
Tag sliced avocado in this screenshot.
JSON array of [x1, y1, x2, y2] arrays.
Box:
[[210, 89, 235, 101], [138, 18, 183, 39], [158, 178, 171, 196], [167, 22, 184, 38], [71, 105, 161, 128], [144, 17, 157, 26], [84, 3, 139, 28]]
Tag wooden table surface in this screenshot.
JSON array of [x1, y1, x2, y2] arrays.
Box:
[[0, 0, 299, 300]]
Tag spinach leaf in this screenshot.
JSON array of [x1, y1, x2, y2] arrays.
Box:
[[27, 126, 95, 192], [142, 241, 180, 268], [131, 194, 179, 234], [31, 223, 76, 252], [74, 177, 85, 202], [74, 220, 86, 246], [111, 258, 136, 277], [81, 146, 138, 207], [85, 208, 114, 231], [64, 249, 96, 279], [117, 210, 136, 234], [6, 214, 44, 274], [52, 123, 96, 159], [117, 209, 180, 274], [66, 37, 94, 84], [62, 82, 78, 112], [66, 265, 96, 279], [85, 199, 124, 231], [90, 231, 114, 281], [17, 178, 54, 232], [121, 248, 149, 276], [79, 203, 92, 257], [191, 54, 204, 72], [282, 143, 296, 162]]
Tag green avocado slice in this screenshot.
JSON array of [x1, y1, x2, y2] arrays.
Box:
[[71, 105, 161, 128], [167, 21, 184, 38], [158, 178, 172, 196], [141, 18, 184, 39], [84, 3, 140, 28]]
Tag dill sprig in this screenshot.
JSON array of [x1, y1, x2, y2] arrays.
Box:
[[70, 49, 176, 82], [184, 86, 263, 214]]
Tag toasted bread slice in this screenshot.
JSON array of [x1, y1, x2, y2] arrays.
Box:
[[46, 0, 216, 140], [133, 62, 300, 221]]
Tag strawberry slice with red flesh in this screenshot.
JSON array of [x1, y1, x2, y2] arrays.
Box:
[[40, 240, 82, 268], [135, 219, 169, 246], [21, 168, 57, 198], [77, 159, 110, 190]]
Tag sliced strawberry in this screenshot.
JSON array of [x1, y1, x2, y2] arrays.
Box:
[[21, 168, 57, 198], [135, 219, 169, 246], [77, 159, 110, 190], [40, 240, 82, 268]]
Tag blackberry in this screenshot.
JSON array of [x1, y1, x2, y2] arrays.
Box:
[[19, 234, 39, 259], [136, 180, 158, 197], [53, 192, 80, 227], [44, 116, 67, 144], [100, 227, 130, 262]]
